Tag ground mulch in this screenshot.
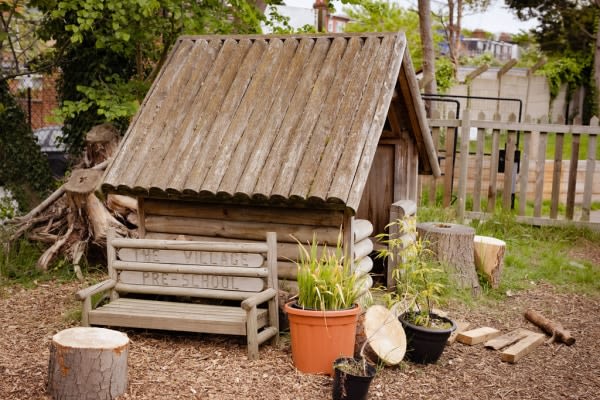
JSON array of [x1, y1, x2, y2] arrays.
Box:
[[1, 277, 599, 399]]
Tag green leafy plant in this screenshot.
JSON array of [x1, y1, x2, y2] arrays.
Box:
[[295, 234, 360, 311], [376, 219, 447, 328]]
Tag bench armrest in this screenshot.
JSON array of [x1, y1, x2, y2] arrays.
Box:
[[75, 279, 116, 301], [241, 288, 277, 311]]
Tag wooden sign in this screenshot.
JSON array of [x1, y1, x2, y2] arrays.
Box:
[[118, 248, 264, 268], [119, 271, 264, 292]]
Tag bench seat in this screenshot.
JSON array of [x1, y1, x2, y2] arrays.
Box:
[[89, 298, 270, 335]]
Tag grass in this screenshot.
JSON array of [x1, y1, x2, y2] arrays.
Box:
[[418, 207, 600, 301]]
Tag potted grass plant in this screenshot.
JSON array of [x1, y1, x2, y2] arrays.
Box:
[[284, 234, 363, 375], [377, 218, 456, 364]]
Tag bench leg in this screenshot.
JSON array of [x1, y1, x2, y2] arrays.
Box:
[[246, 306, 259, 360]]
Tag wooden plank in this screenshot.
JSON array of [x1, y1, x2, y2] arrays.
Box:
[[443, 125, 456, 208], [518, 131, 531, 216], [533, 132, 548, 217], [236, 38, 312, 195], [254, 37, 329, 197], [202, 39, 276, 194], [447, 321, 471, 345], [457, 109, 471, 221], [503, 129, 516, 210], [473, 124, 485, 212], [168, 39, 252, 193], [486, 114, 501, 212], [581, 135, 597, 221], [114, 283, 255, 301], [550, 132, 564, 219], [429, 122, 441, 205], [112, 236, 268, 253], [117, 248, 264, 268], [500, 332, 545, 363], [289, 37, 360, 199], [484, 328, 533, 350], [344, 34, 405, 210], [185, 39, 268, 190], [144, 215, 340, 244], [112, 260, 269, 278], [118, 271, 264, 292], [273, 36, 346, 199], [105, 39, 196, 187], [565, 134, 580, 220], [456, 327, 501, 345], [143, 199, 344, 228], [218, 38, 295, 195], [308, 36, 379, 201]]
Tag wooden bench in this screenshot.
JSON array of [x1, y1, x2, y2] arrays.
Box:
[[76, 229, 279, 360]]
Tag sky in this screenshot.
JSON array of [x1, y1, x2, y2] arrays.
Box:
[[280, 0, 538, 35]]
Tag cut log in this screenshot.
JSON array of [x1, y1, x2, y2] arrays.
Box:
[[355, 305, 406, 365], [107, 194, 138, 215], [417, 222, 480, 294], [473, 235, 506, 288], [484, 328, 533, 350], [524, 309, 576, 345], [47, 327, 129, 400], [456, 327, 501, 345], [500, 332, 545, 363]]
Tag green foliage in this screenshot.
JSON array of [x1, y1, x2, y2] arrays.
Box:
[[295, 234, 361, 311], [342, 0, 425, 69], [376, 219, 447, 327], [538, 57, 584, 100], [435, 57, 456, 93], [0, 80, 53, 207], [33, 0, 281, 154]]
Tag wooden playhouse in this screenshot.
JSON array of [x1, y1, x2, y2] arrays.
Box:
[[100, 31, 440, 288]]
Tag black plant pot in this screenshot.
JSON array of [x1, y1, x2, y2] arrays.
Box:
[[399, 312, 456, 364], [332, 357, 376, 400]]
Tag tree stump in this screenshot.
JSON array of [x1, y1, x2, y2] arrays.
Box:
[[473, 235, 506, 288], [47, 327, 129, 400], [417, 222, 480, 294]]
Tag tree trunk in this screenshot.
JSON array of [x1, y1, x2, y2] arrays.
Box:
[[417, 222, 480, 294], [419, 0, 437, 96], [473, 235, 506, 288], [47, 327, 129, 400]]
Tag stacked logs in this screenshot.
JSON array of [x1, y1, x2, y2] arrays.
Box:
[[8, 124, 137, 276]]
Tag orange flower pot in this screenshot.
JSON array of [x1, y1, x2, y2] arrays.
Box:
[[284, 302, 361, 375]]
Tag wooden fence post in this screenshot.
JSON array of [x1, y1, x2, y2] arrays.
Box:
[[457, 109, 471, 222]]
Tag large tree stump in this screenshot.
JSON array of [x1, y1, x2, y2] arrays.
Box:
[[47, 327, 129, 400], [417, 222, 480, 294], [473, 235, 506, 288]]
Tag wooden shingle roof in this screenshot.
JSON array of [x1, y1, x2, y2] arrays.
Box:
[[102, 32, 436, 213]]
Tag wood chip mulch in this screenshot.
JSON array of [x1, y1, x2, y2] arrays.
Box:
[[1, 279, 599, 399]]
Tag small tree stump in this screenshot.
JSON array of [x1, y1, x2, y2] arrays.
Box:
[[417, 222, 480, 294], [473, 235, 506, 288], [47, 327, 129, 400]]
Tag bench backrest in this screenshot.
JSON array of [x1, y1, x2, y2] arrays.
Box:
[[107, 230, 278, 301]]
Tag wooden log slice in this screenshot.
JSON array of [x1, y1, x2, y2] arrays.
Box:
[[417, 222, 480, 294], [47, 327, 129, 400], [355, 305, 406, 365]]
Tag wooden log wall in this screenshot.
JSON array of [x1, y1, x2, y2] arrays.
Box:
[[139, 199, 374, 290], [426, 111, 600, 230]]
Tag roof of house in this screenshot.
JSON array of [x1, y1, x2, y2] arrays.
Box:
[[101, 32, 439, 213]]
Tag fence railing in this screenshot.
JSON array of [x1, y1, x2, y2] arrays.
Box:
[[424, 109, 600, 230]]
